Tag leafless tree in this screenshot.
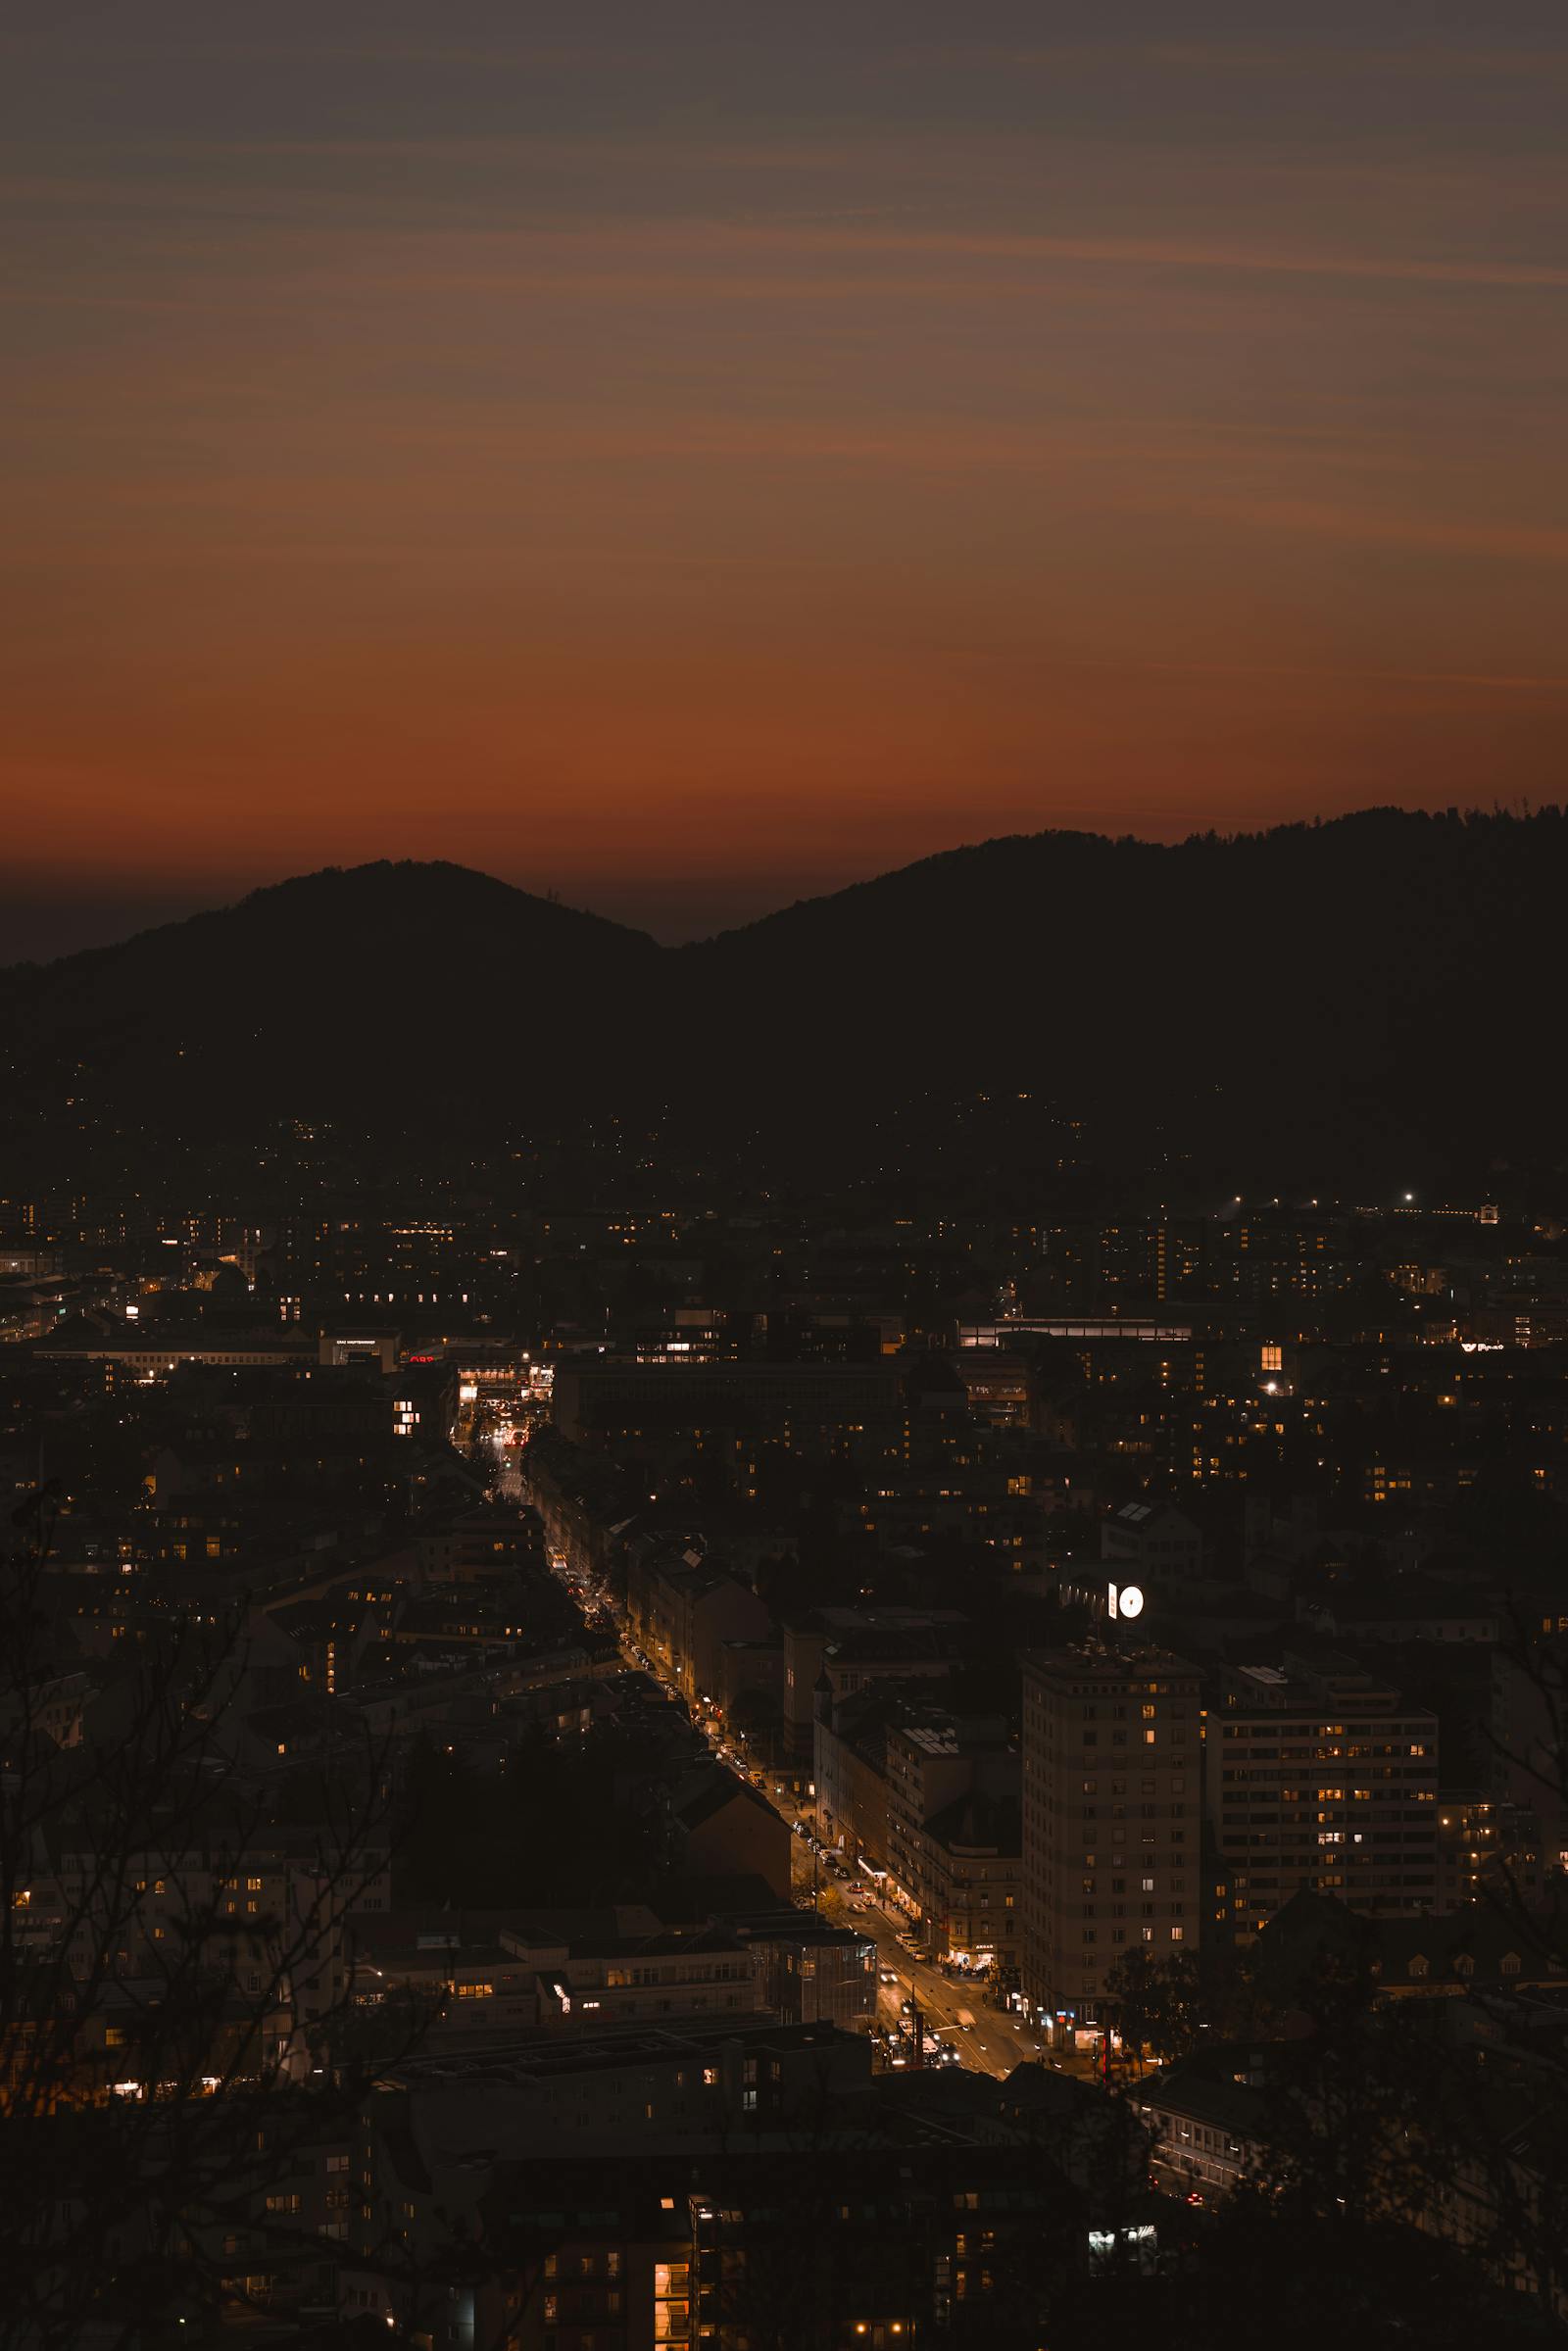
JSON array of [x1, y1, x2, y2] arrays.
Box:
[[0, 1486, 425, 2349]]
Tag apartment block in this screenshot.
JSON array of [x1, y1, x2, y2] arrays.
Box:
[[1205, 1650, 1439, 1941], [1020, 1645, 1202, 2033]]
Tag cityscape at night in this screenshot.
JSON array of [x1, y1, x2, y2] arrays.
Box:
[[4, 6, 1568, 2349]]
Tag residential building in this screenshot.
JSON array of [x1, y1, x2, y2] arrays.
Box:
[[1205, 1649, 1439, 1940], [1020, 1645, 1202, 2034]]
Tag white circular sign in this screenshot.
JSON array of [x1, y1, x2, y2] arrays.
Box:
[[1108, 1582, 1145, 1621]]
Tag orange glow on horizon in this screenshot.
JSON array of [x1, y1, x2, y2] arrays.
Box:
[[4, 16, 1565, 939]]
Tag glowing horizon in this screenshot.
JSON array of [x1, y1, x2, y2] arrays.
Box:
[[4, 4, 1566, 956]]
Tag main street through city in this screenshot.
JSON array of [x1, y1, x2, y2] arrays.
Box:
[[816, 1871, 1064, 2082], [536, 1528, 1102, 2087]]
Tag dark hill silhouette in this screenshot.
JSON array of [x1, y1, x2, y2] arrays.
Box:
[[683, 807, 1566, 1188], [2, 812, 1562, 1188], [0, 859, 660, 1145]]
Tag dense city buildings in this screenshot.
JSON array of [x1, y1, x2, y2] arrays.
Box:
[[3, 1061, 1568, 2342]]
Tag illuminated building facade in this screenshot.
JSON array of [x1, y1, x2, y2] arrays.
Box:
[[1020, 1646, 1202, 2032], [1205, 1652, 1439, 1941]]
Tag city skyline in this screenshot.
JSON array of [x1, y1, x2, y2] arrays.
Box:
[[4, 11, 1566, 2339]]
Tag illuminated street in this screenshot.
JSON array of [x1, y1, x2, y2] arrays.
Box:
[[537, 1535, 1097, 2085]]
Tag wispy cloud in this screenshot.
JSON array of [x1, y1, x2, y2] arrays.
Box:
[[997, 40, 1568, 78], [1193, 496, 1568, 564], [654, 221, 1568, 293], [3, 4, 1565, 904]]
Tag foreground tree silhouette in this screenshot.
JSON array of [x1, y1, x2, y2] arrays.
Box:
[[0, 1487, 416, 2349], [1103, 1946, 1200, 2069]]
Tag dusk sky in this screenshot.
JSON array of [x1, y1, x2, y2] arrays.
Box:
[[5, 1, 1567, 952]]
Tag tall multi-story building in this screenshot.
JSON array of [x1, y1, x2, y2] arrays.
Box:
[[1204, 1650, 1439, 1941], [881, 1711, 1019, 1959], [1020, 1645, 1202, 2036]]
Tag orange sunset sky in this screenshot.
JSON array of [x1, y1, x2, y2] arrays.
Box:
[[4, 2, 1567, 951]]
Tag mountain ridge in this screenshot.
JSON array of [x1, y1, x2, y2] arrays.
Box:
[[3, 809, 1563, 1191], [1, 857, 660, 980], [1, 808, 1550, 975]]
